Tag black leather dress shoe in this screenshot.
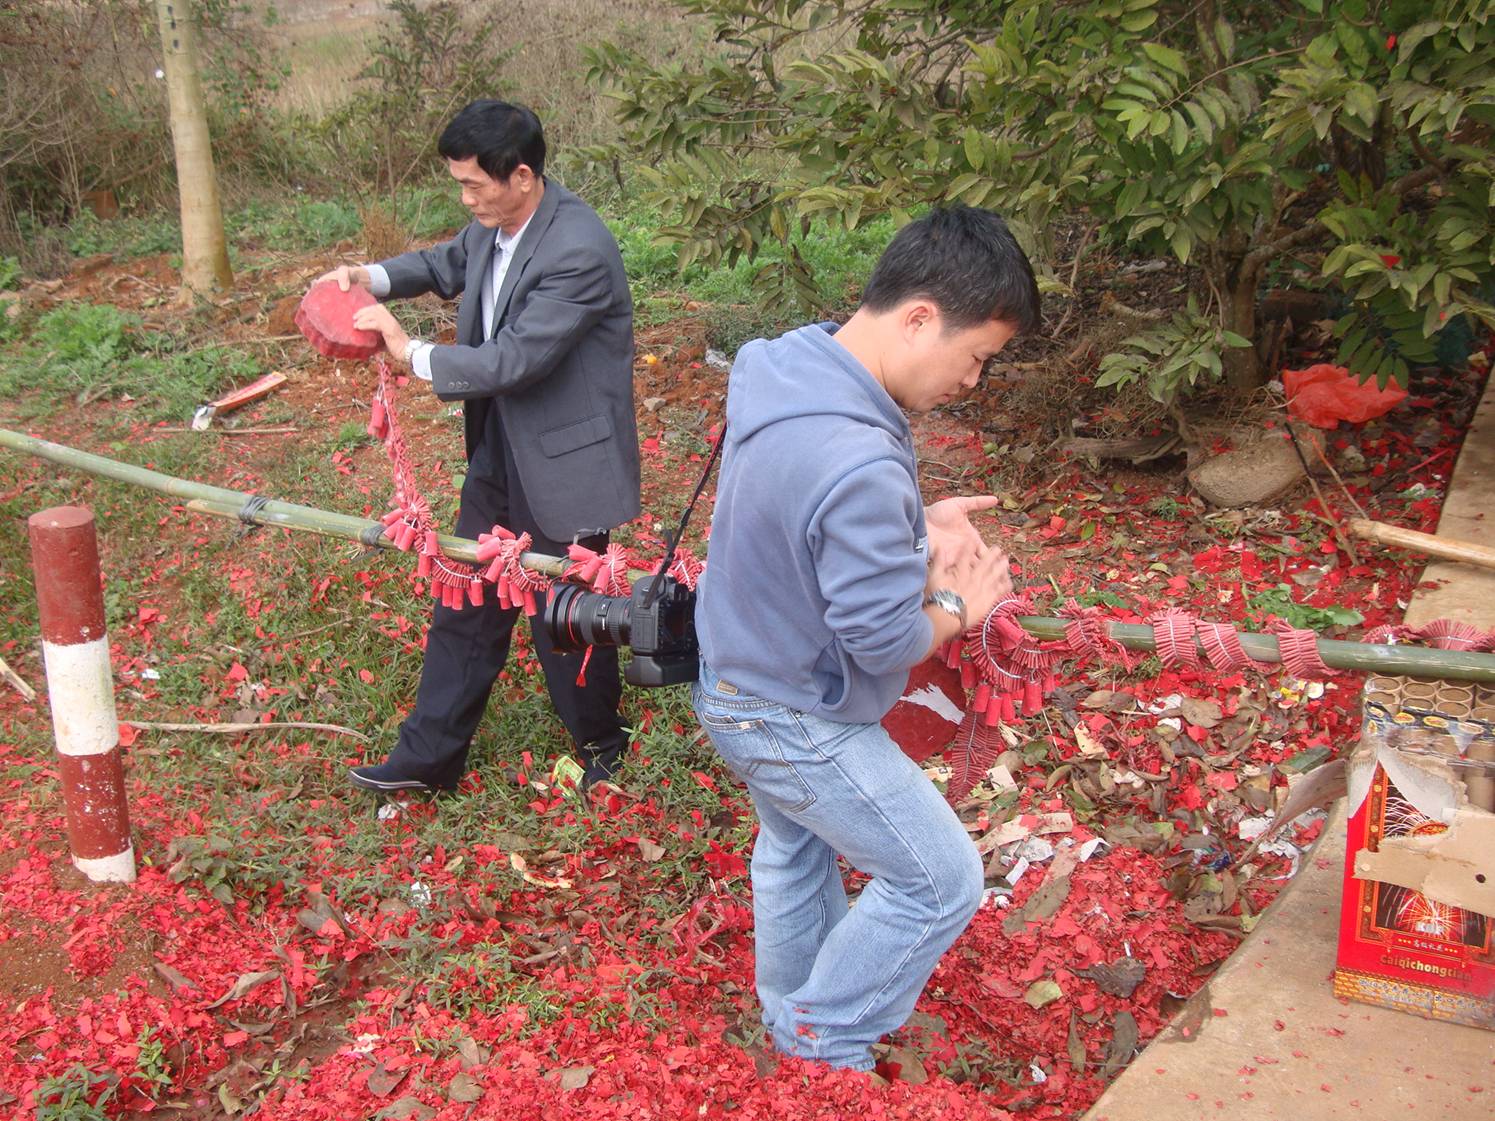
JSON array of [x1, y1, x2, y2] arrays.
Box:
[[348, 762, 460, 793], [579, 744, 623, 789]]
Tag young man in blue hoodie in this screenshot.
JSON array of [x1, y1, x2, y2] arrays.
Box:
[[693, 206, 1041, 1072]]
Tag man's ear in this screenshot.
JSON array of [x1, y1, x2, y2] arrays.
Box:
[[902, 300, 939, 340]]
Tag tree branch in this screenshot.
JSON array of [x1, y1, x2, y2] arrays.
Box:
[[1241, 162, 1446, 274]]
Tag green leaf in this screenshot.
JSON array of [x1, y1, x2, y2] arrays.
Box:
[[1214, 18, 1237, 63], [963, 127, 987, 172], [1282, 746, 1331, 773], [1115, 180, 1148, 217], [945, 172, 983, 200], [1169, 225, 1193, 264], [1169, 111, 1190, 155], [1183, 100, 1214, 142], [1140, 42, 1188, 76]]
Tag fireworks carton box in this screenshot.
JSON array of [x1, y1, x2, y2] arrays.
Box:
[[1335, 675, 1495, 1029]]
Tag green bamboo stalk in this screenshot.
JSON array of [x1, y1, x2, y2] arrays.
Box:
[[5, 427, 1494, 683], [185, 498, 569, 577], [0, 427, 570, 577], [1014, 617, 1495, 685]]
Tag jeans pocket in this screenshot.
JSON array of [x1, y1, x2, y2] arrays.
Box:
[[698, 709, 817, 814]]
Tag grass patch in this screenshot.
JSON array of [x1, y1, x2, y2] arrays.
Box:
[[608, 200, 894, 345], [0, 301, 263, 422]]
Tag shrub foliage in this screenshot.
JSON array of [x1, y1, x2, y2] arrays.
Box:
[[590, 0, 1495, 394]]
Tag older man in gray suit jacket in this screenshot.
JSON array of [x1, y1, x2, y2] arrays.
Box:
[[318, 100, 640, 794]]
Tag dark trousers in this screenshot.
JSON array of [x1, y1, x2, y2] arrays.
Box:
[[387, 428, 626, 785]]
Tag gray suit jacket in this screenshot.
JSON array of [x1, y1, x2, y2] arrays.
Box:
[[378, 182, 640, 541]]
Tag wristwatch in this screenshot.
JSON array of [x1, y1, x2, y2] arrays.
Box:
[[925, 588, 968, 630]]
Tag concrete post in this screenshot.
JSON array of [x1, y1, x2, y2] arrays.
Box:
[[28, 506, 135, 883]]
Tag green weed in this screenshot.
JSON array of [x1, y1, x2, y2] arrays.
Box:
[[34, 1066, 115, 1121], [131, 1028, 174, 1098], [333, 421, 374, 453], [232, 197, 363, 251], [1248, 583, 1364, 630], [61, 212, 182, 261], [0, 302, 263, 420], [164, 833, 274, 906], [608, 201, 891, 344]]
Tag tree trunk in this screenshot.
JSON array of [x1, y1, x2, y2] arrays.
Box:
[[154, 0, 232, 296], [1222, 266, 1262, 392]]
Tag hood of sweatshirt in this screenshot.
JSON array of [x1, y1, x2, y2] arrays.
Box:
[[724, 322, 911, 451]]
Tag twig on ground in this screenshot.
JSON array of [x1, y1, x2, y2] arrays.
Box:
[[1300, 428, 1371, 521], [124, 720, 369, 742], [0, 655, 36, 701], [1048, 223, 1098, 342], [281, 612, 353, 641], [1285, 425, 1360, 564], [157, 426, 300, 436]]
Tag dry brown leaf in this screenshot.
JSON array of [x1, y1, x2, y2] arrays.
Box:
[[557, 1066, 594, 1091], [366, 1062, 408, 1098], [1180, 696, 1223, 728], [206, 970, 279, 1010], [509, 852, 573, 890], [1075, 725, 1108, 758], [636, 837, 665, 862], [1103, 1011, 1139, 1076], [447, 1073, 482, 1103]]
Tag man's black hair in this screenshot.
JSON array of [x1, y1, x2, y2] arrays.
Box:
[[860, 206, 1041, 334], [438, 100, 546, 181]]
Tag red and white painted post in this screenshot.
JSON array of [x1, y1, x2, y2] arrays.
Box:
[[29, 506, 135, 883]]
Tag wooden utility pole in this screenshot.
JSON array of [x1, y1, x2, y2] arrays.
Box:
[[154, 0, 232, 296]]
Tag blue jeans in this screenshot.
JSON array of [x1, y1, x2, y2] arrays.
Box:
[[692, 661, 983, 1070]]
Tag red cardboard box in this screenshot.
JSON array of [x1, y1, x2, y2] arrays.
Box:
[[1335, 676, 1495, 1029]]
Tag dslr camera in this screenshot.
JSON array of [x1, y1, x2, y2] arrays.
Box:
[[541, 573, 699, 687]]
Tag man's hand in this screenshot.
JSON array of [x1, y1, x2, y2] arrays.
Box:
[[314, 265, 372, 292], [922, 541, 1013, 655], [955, 544, 1014, 626], [925, 495, 1000, 587], [352, 303, 411, 367]]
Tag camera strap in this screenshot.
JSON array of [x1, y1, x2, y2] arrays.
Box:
[[642, 423, 726, 609]]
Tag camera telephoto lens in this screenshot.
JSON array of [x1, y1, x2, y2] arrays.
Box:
[[542, 584, 633, 653]]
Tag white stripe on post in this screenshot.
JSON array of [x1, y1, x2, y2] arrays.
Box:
[[40, 638, 119, 755]]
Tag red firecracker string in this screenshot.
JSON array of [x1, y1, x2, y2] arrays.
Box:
[[363, 356, 713, 613], [564, 542, 633, 597], [668, 548, 705, 591], [1365, 618, 1495, 652], [940, 598, 1495, 801]]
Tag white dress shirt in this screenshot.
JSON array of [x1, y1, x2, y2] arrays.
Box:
[[365, 212, 535, 382]]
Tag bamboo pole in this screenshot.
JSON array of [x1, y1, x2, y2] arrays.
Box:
[[1013, 617, 1495, 685], [184, 497, 570, 578], [4, 428, 1495, 683], [1348, 517, 1495, 573], [0, 429, 570, 575]]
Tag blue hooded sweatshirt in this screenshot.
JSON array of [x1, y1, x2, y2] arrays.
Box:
[[696, 323, 932, 723]]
